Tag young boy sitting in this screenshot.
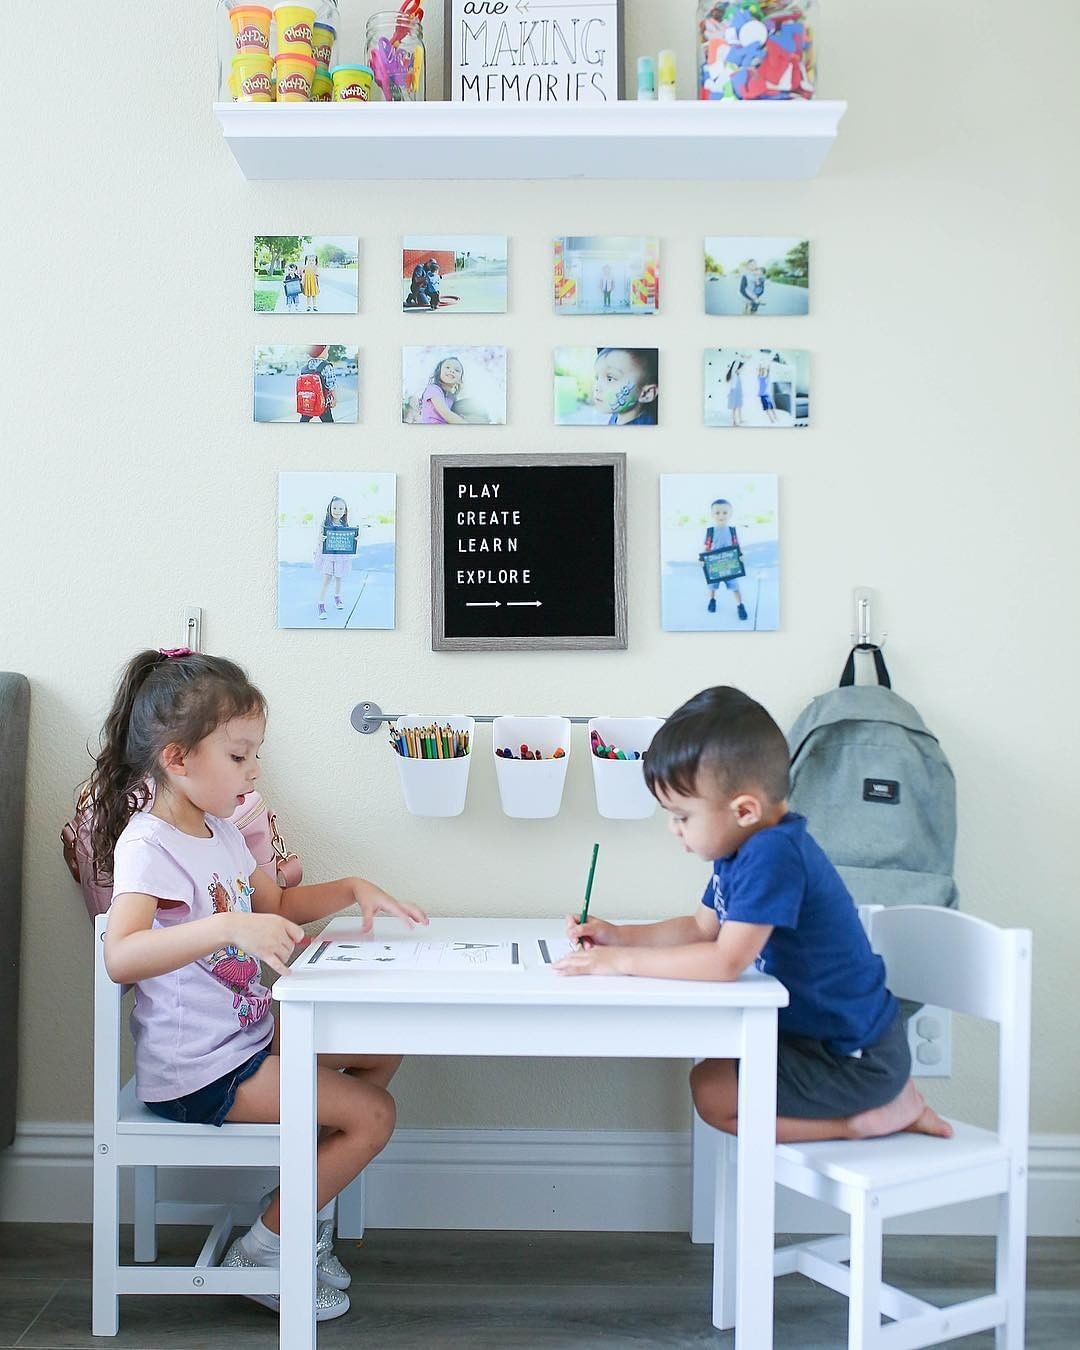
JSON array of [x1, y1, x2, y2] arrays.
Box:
[[556, 686, 952, 1144]]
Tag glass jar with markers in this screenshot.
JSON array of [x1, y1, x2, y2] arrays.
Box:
[[697, 1, 816, 101], [366, 5, 426, 102]]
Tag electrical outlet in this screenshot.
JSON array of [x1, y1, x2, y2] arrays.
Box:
[[907, 1004, 951, 1078]]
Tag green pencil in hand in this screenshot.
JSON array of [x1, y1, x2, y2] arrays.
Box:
[[577, 843, 600, 948]]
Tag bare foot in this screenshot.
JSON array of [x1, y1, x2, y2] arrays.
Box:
[[848, 1080, 953, 1140]]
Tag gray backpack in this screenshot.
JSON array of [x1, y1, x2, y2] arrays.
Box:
[[788, 648, 958, 910]]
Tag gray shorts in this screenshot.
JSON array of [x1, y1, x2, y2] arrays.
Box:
[[772, 1011, 911, 1120]]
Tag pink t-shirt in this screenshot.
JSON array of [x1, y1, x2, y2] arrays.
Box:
[[420, 382, 455, 423], [111, 812, 274, 1102]]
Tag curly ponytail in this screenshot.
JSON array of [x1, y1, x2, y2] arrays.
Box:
[[86, 650, 266, 884]]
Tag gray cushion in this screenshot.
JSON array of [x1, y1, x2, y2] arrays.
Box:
[[0, 673, 29, 1149]]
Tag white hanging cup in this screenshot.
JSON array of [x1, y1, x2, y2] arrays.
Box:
[[394, 715, 475, 817], [588, 716, 665, 820], [491, 715, 572, 819]]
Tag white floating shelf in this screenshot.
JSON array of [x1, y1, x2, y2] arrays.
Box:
[[214, 99, 846, 182]]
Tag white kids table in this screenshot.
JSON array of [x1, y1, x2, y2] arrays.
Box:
[[275, 916, 787, 1349]]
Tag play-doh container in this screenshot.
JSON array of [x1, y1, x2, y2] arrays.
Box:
[[232, 51, 274, 100], [330, 64, 374, 102], [229, 4, 272, 53], [274, 4, 315, 56], [311, 68, 333, 101], [311, 21, 336, 68], [275, 51, 315, 100]]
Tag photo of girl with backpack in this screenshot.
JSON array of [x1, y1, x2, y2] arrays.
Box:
[[297, 359, 336, 423], [254, 347, 359, 425]]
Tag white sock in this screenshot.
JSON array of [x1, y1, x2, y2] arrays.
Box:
[[261, 1190, 333, 1224], [240, 1215, 281, 1267]]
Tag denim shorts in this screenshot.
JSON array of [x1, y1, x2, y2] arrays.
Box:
[[144, 1048, 272, 1127]]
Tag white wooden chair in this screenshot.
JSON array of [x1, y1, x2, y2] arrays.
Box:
[[92, 915, 365, 1335], [772, 905, 1032, 1349]]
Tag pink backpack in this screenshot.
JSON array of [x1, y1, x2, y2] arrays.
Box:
[[61, 786, 302, 920]]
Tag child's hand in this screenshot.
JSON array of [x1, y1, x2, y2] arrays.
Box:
[[354, 882, 429, 933], [554, 945, 630, 977], [565, 914, 619, 949], [233, 913, 306, 977]]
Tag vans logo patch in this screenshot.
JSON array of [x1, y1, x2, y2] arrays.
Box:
[[863, 778, 900, 804]]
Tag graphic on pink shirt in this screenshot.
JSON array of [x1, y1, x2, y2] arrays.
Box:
[[205, 872, 270, 1024]]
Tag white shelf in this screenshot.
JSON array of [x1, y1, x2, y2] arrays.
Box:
[[214, 99, 846, 182]]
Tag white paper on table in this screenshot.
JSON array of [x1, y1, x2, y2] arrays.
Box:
[[292, 939, 523, 972], [536, 938, 577, 965]]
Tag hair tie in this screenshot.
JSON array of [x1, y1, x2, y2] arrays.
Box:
[[158, 647, 192, 661]]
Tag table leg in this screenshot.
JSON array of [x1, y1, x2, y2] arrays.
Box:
[[731, 1008, 778, 1349], [279, 1002, 317, 1350], [711, 1131, 737, 1329]]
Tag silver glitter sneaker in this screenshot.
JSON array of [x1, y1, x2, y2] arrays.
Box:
[[316, 1219, 353, 1291], [221, 1236, 351, 1321]]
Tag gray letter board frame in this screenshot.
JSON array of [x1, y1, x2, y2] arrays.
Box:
[[431, 452, 627, 652]]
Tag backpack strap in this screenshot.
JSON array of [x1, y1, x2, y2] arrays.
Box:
[[839, 645, 891, 690]]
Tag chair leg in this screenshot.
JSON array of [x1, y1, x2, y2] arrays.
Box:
[[335, 1172, 366, 1241], [847, 1194, 883, 1350], [713, 1132, 737, 1331], [994, 1181, 1027, 1349], [690, 1106, 719, 1244], [133, 1166, 158, 1262], [92, 1149, 120, 1336]]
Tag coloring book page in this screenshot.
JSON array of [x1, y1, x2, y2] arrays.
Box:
[[536, 938, 577, 965], [294, 939, 522, 972]]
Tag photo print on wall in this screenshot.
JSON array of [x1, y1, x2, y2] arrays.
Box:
[[704, 349, 809, 429], [704, 237, 809, 316], [660, 473, 779, 633], [277, 471, 396, 630], [402, 346, 508, 426], [554, 347, 659, 426], [402, 235, 508, 313], [254, 345, 359, 423], [554, 235, 659, 314], [252, 236, 359, 314]]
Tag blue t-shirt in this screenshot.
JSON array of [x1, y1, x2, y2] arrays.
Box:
[[701, 813, 898, 1054]]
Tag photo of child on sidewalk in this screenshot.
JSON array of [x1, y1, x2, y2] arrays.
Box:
[[704, 237, 809, 316], [253, 236, 359, 314], [705, 349, 809, 429], [277, 471, 396, 630], [554, 347, 659, 426], [660, 474, 779, 632], [401, 236, 508, 314]]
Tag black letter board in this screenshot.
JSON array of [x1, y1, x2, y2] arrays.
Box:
[[431, 453, 627, 651]]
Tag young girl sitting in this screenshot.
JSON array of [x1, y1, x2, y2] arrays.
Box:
[[95, 648, 428, 1322], [419, 355, 467, 424]]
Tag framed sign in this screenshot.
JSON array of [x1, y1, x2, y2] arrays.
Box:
[[431, 453, 627, 651], [445, 0, 624, 103]]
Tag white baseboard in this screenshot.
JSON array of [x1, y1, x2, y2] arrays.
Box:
[[2, 1125, 1078, 1237]]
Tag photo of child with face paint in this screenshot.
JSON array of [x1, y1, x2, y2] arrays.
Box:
[[553, 347, 659, 427]]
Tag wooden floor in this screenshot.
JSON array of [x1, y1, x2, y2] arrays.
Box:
[[1, 1224, 1077, 1348]]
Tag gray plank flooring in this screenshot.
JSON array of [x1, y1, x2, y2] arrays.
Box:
[[0, 1224, 1076, 1348]]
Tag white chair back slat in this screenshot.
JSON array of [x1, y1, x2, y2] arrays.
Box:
[[868, 905, 1027, 1023]]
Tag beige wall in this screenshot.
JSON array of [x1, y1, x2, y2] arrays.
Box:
[[4, 1, 1078, 1137]]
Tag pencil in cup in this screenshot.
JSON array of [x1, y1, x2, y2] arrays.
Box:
[[390, 720, 471, 758]]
